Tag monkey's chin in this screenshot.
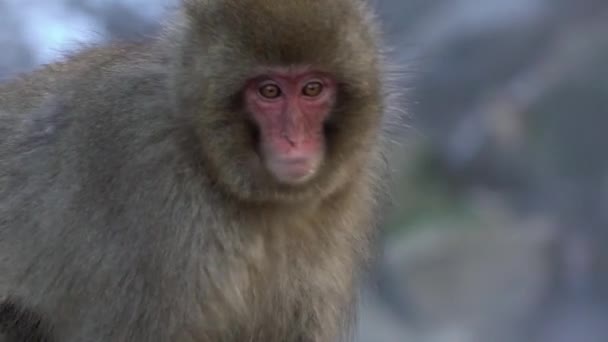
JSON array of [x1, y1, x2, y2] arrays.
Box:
[[266, 157, 320, 186]]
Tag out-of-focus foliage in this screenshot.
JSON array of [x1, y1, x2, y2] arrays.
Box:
[[2, 1, 608, 341]]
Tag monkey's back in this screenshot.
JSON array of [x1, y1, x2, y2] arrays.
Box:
[[0, 44, 200, 341]]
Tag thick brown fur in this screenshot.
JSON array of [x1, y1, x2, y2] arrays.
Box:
[[0, 0, 396, 341]]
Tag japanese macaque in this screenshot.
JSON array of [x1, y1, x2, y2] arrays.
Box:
[[0, 0, 396, 341]]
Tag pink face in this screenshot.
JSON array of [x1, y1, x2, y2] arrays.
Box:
[[244, 68, 337, 185]]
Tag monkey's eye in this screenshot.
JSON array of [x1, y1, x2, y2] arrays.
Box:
[[259, 84, 282, 99], [302, 81, 324, 97]]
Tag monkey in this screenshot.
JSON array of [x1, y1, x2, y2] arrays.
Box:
[[0, 0, 396, 341]]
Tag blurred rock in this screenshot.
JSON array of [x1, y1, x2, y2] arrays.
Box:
[[361, 201, 558, 342]]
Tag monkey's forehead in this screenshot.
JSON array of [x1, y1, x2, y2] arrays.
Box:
[[186, 0, 380, 67]]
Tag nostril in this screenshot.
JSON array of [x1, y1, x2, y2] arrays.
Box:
[[281, 132, 297, 147]]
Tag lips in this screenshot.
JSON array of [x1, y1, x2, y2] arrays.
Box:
[[266, 155, 320, 185]]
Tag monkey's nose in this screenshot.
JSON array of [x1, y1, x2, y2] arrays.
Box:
[[281, 131, 298, 147]]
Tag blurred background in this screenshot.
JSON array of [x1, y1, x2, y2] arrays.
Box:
[[2, 0, 608, 341]]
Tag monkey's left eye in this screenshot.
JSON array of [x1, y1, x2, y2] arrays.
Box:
[[302, 82, 324, 97], [259, 84, 282, 99]]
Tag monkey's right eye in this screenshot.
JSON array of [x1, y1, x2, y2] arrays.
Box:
[[259, 84, 282, 99]]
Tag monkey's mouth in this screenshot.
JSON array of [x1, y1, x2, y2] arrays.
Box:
[[265, 155, 321, 186]]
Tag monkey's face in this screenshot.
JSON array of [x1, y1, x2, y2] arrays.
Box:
[[202, 63, 383, 203], [243, 67, 336, 186]]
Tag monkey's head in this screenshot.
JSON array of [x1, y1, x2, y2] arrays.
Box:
[[171, 0, 386, 202]]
